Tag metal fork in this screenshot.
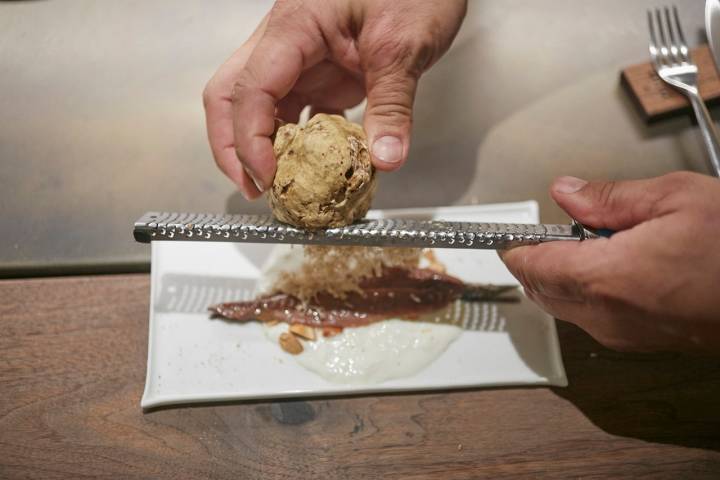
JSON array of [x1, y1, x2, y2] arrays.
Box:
[[648, 6, 720, 176]]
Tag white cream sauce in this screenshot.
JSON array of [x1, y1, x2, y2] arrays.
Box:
[[259, 245, 462, 384], [264, 321, 460, 384], [266, 321, 460, 384]]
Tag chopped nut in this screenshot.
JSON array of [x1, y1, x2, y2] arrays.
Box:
[[279, 332, 303, 355], [289, 323, 316, 340], [322, 326, 343, 338], [257, 311, 279, 323], [423, 249, 447, 274]]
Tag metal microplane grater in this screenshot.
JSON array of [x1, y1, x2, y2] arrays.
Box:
[[133, 212, 604, 250]]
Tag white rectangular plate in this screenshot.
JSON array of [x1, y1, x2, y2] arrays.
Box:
[[142, 201, 567, 408]]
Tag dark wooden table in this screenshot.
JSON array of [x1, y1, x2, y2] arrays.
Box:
[[2, 274, 719, 479]]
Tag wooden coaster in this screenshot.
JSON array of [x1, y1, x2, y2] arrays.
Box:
[[620, 45, 720, 122]]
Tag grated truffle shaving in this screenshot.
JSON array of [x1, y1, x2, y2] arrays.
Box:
[[271, 245, 422, 302]]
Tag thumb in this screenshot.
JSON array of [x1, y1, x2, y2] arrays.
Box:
[[363, 66, 419, 171], [550, 174, 681, 230]]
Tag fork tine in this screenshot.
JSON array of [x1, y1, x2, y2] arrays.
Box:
[[672, 5, 691, 63], [664, 7, 680, 64], [647, 10, 661, 68], [654, 8, 671, 67]]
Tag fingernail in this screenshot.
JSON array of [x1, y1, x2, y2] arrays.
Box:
[[553, 176, 588, 194], [372, 136, 403, 164], [243, 166, 265, 193]]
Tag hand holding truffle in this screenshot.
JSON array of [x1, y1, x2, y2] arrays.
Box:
[[203, 0, 467, 199]]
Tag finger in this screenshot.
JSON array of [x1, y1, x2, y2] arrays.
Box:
[[214, 147, 263, 200], [499, 239, 611, 302], [549, 172, 697, 230], [204, 14, 270, 196], [526, 289, 686, 353], [523, 289, 638, 352], [232, 19, 327, 191], [276, 92, 307, 124], [524, 288, 594, 330], [309, 106, 345, 117], [362, 54, 420, 171]]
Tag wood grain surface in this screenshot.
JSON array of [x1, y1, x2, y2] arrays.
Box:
[[1, 275, 719, 479], [621, 45, 720, 121]]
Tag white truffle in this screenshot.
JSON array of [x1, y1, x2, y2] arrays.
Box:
[[269, 114, 376, 228]]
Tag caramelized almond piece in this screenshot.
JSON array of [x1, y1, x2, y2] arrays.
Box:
[[289, 323, 316, 340], [423, 249, 447, 274], [279, 332, 303, 355], [322, 326, 343, 338]]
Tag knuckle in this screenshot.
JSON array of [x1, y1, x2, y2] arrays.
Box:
[[365, 37, 413, 72], [656, 171, 698, 202], [231, 65, 264, 101], [653, 171, 702, 213], [661, 170, 697, 190], [364, 29, 437, 76], [403, 35, 437, 73], [367, 99, 413, 124], [231, 81, 245, 102]]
